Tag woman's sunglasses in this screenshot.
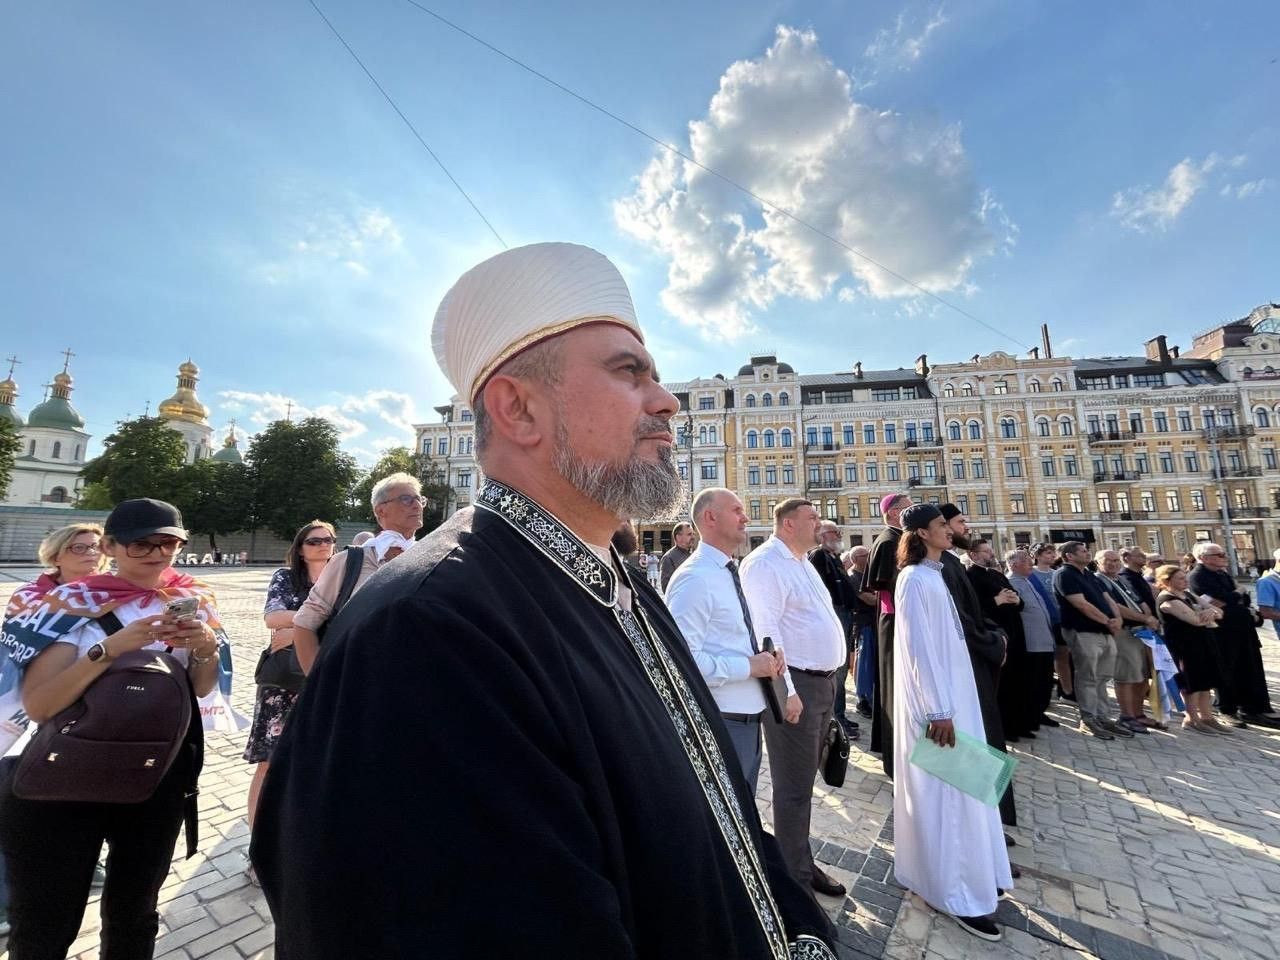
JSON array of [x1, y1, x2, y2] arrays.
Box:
[[304, 536, 336, 546]]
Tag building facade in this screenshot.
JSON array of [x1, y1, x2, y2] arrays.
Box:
[[413, 304, 1280, 569]]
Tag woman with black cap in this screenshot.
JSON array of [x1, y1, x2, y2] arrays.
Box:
[[0, 498, 224, 960]]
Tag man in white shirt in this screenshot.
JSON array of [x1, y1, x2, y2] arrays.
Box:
[[741, 498, 848, 899], [666, 488, 785, 792]]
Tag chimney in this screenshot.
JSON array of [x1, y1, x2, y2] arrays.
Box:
[[914, 353, 929, 376], [853, 361, 863, 379], [1028, 346, 1040, 360], [1041, 323, 1053, 358], [1169, 345, 1180, 359], [1144, 335, 1170, 364], [970, 354, 980, 364]]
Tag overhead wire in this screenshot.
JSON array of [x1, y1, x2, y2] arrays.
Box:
[[398, 0, 1032, 351], [306, 0, 507, 248]]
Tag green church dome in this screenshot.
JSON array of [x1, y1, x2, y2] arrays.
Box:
[[27, 372, 84, 430]]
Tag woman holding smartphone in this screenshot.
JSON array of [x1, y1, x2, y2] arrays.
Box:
[[0, 499, 224, 960]]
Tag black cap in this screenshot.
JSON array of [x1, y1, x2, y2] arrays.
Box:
[[104, 498, 188, 544], [901, 503, 943, 531], [939, 503, 963, 522]]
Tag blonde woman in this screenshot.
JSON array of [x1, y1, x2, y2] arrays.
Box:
[[31, 523, 108, 594], [1154, 565, 1226, 734]]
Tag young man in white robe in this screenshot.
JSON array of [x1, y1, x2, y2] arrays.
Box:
[[892, 503, 1013, 942]]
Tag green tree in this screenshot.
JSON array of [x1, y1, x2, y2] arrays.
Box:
[[79, 416, 187, 506], [248, 417, 359, 541], [0, 419, 21, 501], [173, 459, 255, 552]]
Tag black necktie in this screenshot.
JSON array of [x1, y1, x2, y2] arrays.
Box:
[[725, 559, 762, 654]]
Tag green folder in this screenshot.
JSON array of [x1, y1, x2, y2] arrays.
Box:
[[908, 725, 1018, 808]]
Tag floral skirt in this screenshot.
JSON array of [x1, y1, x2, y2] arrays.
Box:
[[243, 683, 301, 763]]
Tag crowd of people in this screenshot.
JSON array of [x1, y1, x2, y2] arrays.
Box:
[[1, 241, 1278, 957]]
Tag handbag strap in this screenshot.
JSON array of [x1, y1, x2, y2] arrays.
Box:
[[98, 611, 125, 636]]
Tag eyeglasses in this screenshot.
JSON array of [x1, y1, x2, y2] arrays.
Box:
[[304, 536, 336, 546], [379, 494, 427, 507], [124, 538, 186, 558], [65, 542, 101, 556]]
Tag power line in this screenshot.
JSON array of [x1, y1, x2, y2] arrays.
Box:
[[307, 0, 506, 248], [398, 0, 1031, 351]]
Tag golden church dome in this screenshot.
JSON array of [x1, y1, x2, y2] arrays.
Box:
[[158, 360, 209, 424]]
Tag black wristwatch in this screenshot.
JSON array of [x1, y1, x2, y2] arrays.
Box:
[[86, 640, 110, 663]]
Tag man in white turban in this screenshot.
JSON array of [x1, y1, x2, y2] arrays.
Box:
[[253, 242, 839, 959]]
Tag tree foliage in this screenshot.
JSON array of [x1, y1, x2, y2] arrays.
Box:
[[174, 458, 255, 551], [79, 417, 188, 506], [248, 417, 359, 541], [0, 419, 21, 502]]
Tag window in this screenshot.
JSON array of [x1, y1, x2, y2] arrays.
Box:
[[1190, 489, 1206, 511], [458, 471, 472, 488], [872, 388, 899, 401], [750, 500, 761, 521], [1051, 378, 1064, 392], [823, 466, 838, 485], [1097, 492, 1112, 513], [1233, 488, 1249, 509], [993, 380, 1008, 395], [747, 431, 758, 448], [884, 424, 897, 444], [1069, 492, 1083, 514], [782, 466, 794, 484], [74, 444, 81, 460], [1256, 408, 1272, 428], [1028, 379, 1041, 393], [907, 462, 920, 480], [1000, 418, 1017, 439], [1087, 416, 1102, 435], [700, 461, 717, 480], [1177, 411, 1192, 431], [1041, 458, 1056, 477], [809, 466, 822, 484], [972, 458, 986, 479], [779, 392, 790, 406], [905, 423, 918, 442], [943, 384, 955, 397], [1092, 457, 1106, 477], [1129, 414, 1143, 434], [902, 387, 917, 399], [806, 427, 818, 446], [1166, 490, 1181, 512], [1064, 456, 1078, 476], [967, 420, 982, 440], [924, 460, 938, 479], [1081, 376, 1111, 391], [763, 430, 775, 448], [48, 486, 68, 503], [679, 463, 689, 480], [1005, 457, 1023, 478], [438, 438, 449, 455], [1036, 418, 1050, 437], [956, 495, 969, 515], [870, 498, 882, 518], [748, 466, 760, 485], [1059, 417, 1074, 436], [976, 495, 990, 516], [699, 396, 714, 410], [864, 425, 876, 444], [1159, 452, 1174, 473], [780, 429, 793, 448], [745, 394, 756, 408], [1221, 409, 1235, 427], [951, 459, 965, 479], [843, 426, 855, 445], [51, 441, 61, 459], [822, 426, 834, 446], [699, 426, 708, 445], [1264, 447, 1278, 470], [1134, 453, 1150, 474], [1133, 373, 1164, 389], [422, 438, 431, 453], [948, 421, 962, 441], [1182, 452, 1198, 472], [1140, 490, 1156, 512], [962, 383, 974, 396], [1228, 451, 1243, 472], [1154, 411, 1169, 432], [866, 462, 879, 482], [922, 422, 935, 441], [1046, 493, 1060, 514], [845, 464, 858, 483], [849, 498, 860, 518], [1011, 494, 1026, 515], [1203, 409, 1216, 429], [886, 462, 900, 481], [825, 499, 838, 520], [757, 393, 770, 407], [765, 465, 777, 485]]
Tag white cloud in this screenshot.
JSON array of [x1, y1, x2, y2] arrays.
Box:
[[1233, 178, 1272, 200], [614, 25, 1004, 340], [863, 6, 949, 75], [254, 204, 404, 284], [1110, 155, 1220, 232]]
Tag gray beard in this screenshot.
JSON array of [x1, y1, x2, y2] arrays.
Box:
[[552, 418, 686, 522]]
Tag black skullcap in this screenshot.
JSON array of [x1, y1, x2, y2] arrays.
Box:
[[901, 503, 942, 532], [939, 503, 962, 522]]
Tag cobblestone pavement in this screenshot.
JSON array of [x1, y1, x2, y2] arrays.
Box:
[[2, 565, 1278, 960]]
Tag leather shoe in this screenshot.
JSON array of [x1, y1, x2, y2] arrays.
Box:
[[810, 868, 846, 897], [1039, 715, 1061, 728]]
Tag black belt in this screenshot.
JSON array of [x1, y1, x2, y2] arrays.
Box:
[[793, 667, 837, 678], [722, 711, 764, 723]]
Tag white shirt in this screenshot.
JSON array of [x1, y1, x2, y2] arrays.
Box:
[[739, 535, 845, 691], [664, 543, 767, 715], [62, 596, 193, 667]]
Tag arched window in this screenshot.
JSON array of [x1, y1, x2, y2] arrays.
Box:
[[74, 444, 81, 460], [699, 426, 708, 445], [745, 394, 756, 408], [1027, 379, 1042, 393], [1059, 417, 1074, 436], [763, 430, 776, 448], [51, 441, 62, 459], [967, 420, 982, 440], [943, 384, 955, 398], [1036, 417, 1050, 437], [1051, 378, 1064, 392], [746, 430, 758, 448], [762, 393, 773, 407], [947, 420, 962, 441], [1000, 418, 1017, 439], [709, 426, 717, 445], [962, 383, 974, 397], [778, 392, 790, 406], [1257, 408, 1271, 428], [28, 440, 35, 456], [780, 429, 793, 448], [48, 487, 68, 503]]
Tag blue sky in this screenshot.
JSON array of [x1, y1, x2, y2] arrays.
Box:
[[2, 1, 1276, 462]]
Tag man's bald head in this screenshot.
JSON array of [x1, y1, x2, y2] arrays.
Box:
[[690, 487, 747, 554]]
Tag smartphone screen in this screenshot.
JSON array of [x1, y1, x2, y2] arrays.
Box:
[[165, 596, 199, 620]]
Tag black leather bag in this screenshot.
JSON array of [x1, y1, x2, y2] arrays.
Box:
[[819, 717, 850, 788], [254, 644, 305, 693]]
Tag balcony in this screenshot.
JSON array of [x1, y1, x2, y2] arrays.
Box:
[[1099, 510, 1152, 523], [1093, 471, 1143, 483], [1203, 424, 1254, 440], [907, 475, 947, 488], [804, 442, 841, 454], [1087, 430, 1135, 445], [902, 438, 944, 450], [806, 479, 843, 490], [1228, 506, 1273, 520], [1211, 466, 1262, 480]]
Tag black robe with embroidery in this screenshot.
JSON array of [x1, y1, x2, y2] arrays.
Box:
[[252, 480, 837, 960], [862, 525, 900, 777]]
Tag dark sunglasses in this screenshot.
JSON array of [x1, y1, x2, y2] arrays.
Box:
[[304, 536, 336, 546], [124, 538, 186, 558]]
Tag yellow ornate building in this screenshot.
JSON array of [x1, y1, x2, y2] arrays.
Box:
[[414, 303, 1280, 570]]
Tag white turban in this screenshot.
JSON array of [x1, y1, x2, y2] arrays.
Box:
[[432, 242, 642, 404]]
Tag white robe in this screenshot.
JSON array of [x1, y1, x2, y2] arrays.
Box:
[[893, 559, 1012, 917]]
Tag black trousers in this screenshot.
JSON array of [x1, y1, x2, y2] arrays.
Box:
[[1026, 651, 1056, 723], [0, 763, 187, 960], [870, 613, 895, 778]]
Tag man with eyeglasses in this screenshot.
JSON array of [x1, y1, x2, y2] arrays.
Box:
[[292, 472, 424, 673], [1188, 542, 1280, 728]]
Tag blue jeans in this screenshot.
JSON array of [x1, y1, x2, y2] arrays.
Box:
[[855, 624, 877, 703]]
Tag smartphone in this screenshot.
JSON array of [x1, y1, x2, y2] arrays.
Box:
[[165, 596, 199, 620]]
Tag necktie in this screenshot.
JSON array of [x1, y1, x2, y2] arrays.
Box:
[[725, 560, 762, 655]]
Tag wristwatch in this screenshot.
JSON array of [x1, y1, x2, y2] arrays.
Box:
[[189, 643, 219, 666], [86, 640, 110, 663]]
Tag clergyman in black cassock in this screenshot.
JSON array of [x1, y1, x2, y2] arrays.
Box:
[[862, 498, 908, 778], [967, 550, 1032, 740]]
